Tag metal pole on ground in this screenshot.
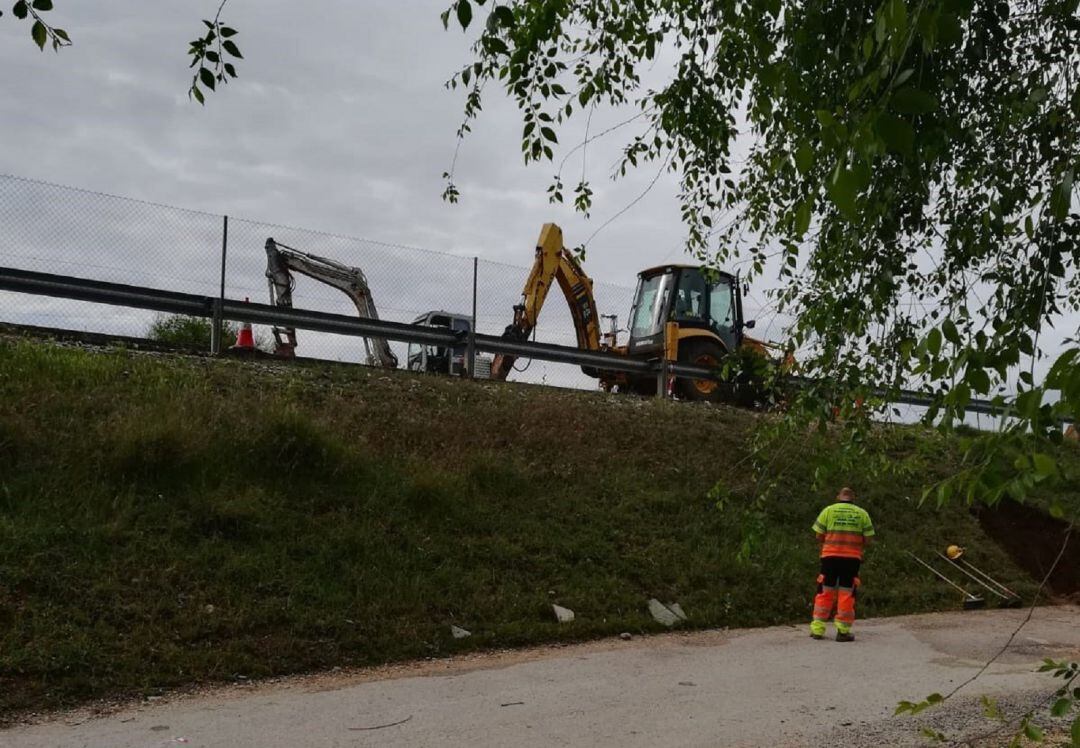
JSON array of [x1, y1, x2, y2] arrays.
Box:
[[467, 256, 477, 378], [212, 215, 229, 354]]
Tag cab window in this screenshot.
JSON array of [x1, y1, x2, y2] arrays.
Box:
[[672, 270, 707, 321], [708, 277, 735, 329]]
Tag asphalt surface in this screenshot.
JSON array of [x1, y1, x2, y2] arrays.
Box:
[[6, 606, 1080, 748]]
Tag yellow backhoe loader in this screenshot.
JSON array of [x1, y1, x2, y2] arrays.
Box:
[[492, 223, 789, 402]]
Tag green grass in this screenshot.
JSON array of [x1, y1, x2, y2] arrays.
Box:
[[0, 337, 1074, 720]]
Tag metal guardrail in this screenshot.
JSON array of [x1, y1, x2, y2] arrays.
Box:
[[0, 265, 1056, 422], [0, 266, 676, 378]]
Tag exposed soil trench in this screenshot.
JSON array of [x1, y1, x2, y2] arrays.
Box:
[[976, 500, 1080, 596]]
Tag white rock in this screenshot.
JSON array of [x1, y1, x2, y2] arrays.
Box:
[[648, 599, 681, 627], [552, 604, 575, 623], [668, 603, 688, 621], [450, 625, 472, 639]]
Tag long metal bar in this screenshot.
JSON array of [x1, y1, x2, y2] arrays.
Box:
[[936, 553, 1010, 599], [906, 552, 979, 599], [957, 558, 1020, 599]]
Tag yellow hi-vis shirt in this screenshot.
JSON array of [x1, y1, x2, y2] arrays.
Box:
[[812, 502, 875, 560]]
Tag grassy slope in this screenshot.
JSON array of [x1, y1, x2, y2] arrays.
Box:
[[0, 338, 1073, 719]]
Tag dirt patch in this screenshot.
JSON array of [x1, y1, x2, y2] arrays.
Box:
[[976, 501, 1079, 595]]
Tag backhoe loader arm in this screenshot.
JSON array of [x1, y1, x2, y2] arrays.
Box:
[[264, 238, 398, 368], [491, 223, 601, 380]]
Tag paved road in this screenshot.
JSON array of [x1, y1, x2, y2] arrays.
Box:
[[6, 606, 1080, 748]]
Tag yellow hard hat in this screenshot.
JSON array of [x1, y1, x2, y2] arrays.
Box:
[[946, 545, 965, 560]]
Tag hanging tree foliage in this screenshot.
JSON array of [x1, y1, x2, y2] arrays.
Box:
[[440, 0, 1080, 504]]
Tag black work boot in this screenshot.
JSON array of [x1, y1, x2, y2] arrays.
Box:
[[836, 632, 855, 643]]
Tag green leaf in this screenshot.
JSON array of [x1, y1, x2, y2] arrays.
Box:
[[1051, 697, 1072, 718], [815, 109, 837, 128], [927, 693, 943, 705], [31, 19, 46, 50], [891, 87, 939, 115], [876, 113, 915, 156], [827, 166, 859, 219], [795, 198, 813, 236], [967, 368, 990, 394], [942, 318, 960, 345], [893, 68, 914, 87], [222, 40, 242, 58], [540, 126, 557, 143], [1015, 389, 1042, 419], [199, 67, 216, 90], [31, 0, 52, 9], [927, 328, 942, 356], [493, 5, 514, 26], [219, 26, 238, 37], [1023, 722, 1044, 741], [456, 0, 473, 29], [1032, 453, 1057, 478], [224, 62, 237, 78], [795, 141, 814, 174], [12, 0, 28, 18], [1050, 170, 1074, 221], [191, 86, 205, 105], [1071, 714, 1080, 745]]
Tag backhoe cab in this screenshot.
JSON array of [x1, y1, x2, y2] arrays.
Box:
[[622, 264, 759, 401]]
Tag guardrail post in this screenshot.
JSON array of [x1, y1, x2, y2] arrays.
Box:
[[467, 256, 478, 378], [210, 297, 224, 354]]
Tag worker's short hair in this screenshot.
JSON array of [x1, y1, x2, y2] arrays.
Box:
[[837, 487, 856, 502]]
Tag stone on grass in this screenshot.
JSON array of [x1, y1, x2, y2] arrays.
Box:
[[668, 603, 688, 621], [552, 604, 575, 623], [648, 599, 683, 627], [450, 625, 472, 639]]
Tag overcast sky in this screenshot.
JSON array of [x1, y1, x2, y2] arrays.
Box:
[[0, 0, 699, 287]]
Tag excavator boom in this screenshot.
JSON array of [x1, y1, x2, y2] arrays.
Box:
[[265, 238, 398, 368], [491, 223, 602, 380]]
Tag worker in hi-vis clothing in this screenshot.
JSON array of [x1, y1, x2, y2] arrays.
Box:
[[810, 487, 875, 642]]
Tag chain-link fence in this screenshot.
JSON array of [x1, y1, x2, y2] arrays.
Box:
[[0, 173, 657, 391]]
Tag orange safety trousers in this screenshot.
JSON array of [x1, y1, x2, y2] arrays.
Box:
[[812, 577, 859, 630], [810, 557, 861, 635]]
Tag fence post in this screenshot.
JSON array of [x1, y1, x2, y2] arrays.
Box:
[[655, 361, 666, 399], [212, 214, 229, 354], [467, 256, 478, 378]]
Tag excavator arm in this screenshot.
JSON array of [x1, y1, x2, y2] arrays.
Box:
[[491, 223, 602, 380], [264, 238, 398, 368]]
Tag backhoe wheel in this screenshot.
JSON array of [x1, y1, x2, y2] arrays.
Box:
[[676, 339, 726, 403]]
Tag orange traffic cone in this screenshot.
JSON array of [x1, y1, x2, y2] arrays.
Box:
[[230, 298, 256, 351]]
